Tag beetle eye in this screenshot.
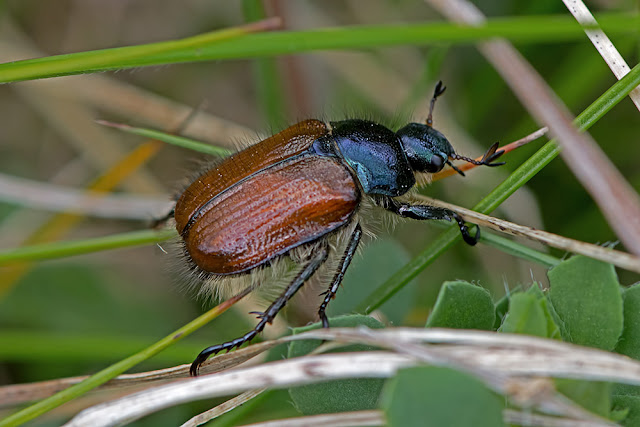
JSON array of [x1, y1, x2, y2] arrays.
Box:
[[425, 155, 445, 173]]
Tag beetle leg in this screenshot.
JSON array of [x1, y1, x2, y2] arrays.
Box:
[[190, 244, 330, 376], [382, 197, 480, 246], [317, 224, 363, 329], [451, 213, 480, 246]]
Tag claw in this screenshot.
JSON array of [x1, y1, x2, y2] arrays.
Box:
[[433, 81, 446, 98], [249, 311, 266, 319], [190, 347, 219, 377], [452, 213, 480, 246], [480, 142, 505, 167], [189, 340, 237, 376]]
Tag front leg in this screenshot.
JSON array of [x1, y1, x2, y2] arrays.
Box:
[[382, 197, 479, 246]]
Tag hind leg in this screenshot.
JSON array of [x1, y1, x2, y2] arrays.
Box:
[[190, 244, 329, 376], [317, 224, 363, 328]]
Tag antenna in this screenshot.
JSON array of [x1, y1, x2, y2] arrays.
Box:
[[426, 81, 446, 127]]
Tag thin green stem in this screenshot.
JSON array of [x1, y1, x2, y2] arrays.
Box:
[[243, 0, 287, 126], [0, 229, 176, 265], [97, 121, 231, 156], [479, 232, 560, 269], [0, 330, 214, 363], [426, 221, 561, 268]]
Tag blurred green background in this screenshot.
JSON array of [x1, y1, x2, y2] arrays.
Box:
[[0, 0, 639, 425]]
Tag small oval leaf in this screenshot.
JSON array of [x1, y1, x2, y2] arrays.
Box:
[[613, 384, 640, 425], [615, 282, 640, 359], [426, 281, 495, 330], [555, 379, 611, 418], [499, 292, 547, 337], [382, 366, 505, 427], [525, 285, 563, 340], [548, 256, 623, 350], [287, 314, 385, 415]]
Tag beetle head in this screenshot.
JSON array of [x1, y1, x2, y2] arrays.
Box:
[[396, 122, 454, 174], [396, 81, 504, 177], [396, 81, 459, 175]]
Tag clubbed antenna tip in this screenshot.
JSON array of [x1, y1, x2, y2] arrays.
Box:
[[426, 81, 447, 127]]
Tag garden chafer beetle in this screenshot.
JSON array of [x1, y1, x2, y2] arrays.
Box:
[[170, 82, 504, 375]]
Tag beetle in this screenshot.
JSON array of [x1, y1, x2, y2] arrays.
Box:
[[172, 82, 504, 375]]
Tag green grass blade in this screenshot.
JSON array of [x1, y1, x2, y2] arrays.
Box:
[[479, 231, 560, 269], [0, 330, 214, 364], [356, 62, 640, 313], [1, 13, 639, 83], [97, 120, 231, 156], [0, 20, 265, 83], [0, 229, 176, 265], [427, 220, 561, 269], [243, 0, 287, 126]]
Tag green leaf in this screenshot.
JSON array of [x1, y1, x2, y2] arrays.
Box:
[[287, 315, 385, 415], [615, 283, 640, 360], [526, 284, 562, 339], [543, 294, 568, 340], [548, 256, 623, 350], [382, 366, 504, 427], [555, 379, 611, 418], [426, 281, 495, 330], [498, 292, 547, 337], [613, 384, 640, 425], [493, 288, 516, 330], [610, 406, 631, 423]]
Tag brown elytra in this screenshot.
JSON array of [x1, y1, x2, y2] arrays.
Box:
[[174, 119, 329, 235], [174, 120, 359, 275]]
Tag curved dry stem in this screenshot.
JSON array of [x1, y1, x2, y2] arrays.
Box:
[[236, 410, 385, 427], [0, 340, 278, 407], [416, 195, 640, 273], [181, 388, 266, 427], [61, 327, 640, 427]]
